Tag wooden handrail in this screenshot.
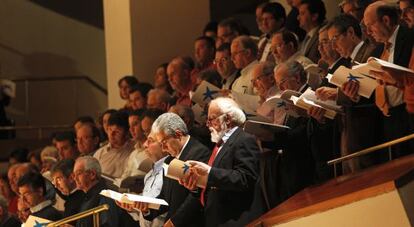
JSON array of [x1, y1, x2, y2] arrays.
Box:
[[327, 133, 414, 166], [47, 204, 109, 227], [0, 125, 72, 131], [11, 75, 107, 95]]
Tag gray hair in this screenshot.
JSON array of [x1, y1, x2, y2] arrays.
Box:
[[233, 35, 258, 56], [148, 88, 172, 105], [284, 60, 307, 84], [151, 112, 188, 136], [210, 97, 246, 125], [76, 156, 101, 176]]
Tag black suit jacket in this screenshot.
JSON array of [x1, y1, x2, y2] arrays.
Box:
[[147, 137, 211, 227], [32, 204, 62, 221], [393, 25, 414, 67], [203, 127, 260, 227]]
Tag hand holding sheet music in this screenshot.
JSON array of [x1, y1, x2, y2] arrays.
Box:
[[100, 189, 168, 210]]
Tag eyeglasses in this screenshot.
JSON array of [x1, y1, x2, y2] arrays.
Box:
[[270, 42, 285, 52], [402, 6, 414, 16], [276, 77, 292, 88], [251, 73, 272, 84], [206, 113, 226, 126], [213, 57, 230, 65]]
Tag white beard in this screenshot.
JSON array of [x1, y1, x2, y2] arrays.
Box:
[[209, 119, 227, 143]]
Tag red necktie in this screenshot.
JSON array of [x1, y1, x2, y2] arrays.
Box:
[[200, 140, 223, 206]]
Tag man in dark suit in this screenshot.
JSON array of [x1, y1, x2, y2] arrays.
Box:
[[138, 112, 211, 227], [298, 0, 326, 63], [180, 97, 262, 227], [73, 156, 136, 227], [17, 172, 62, 221], [364, 1, 414, 158]]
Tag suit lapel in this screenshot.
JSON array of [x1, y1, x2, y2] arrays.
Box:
[[212, 128, 242, 166], [179, 137, 193, 161], [305, 34, 318, 56], [393, 26, 405, 65]]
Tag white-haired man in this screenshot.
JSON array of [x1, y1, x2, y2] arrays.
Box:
[[137, 113, 211, 227], [73, 156, 136, 227], [180, 97, 262, 227]]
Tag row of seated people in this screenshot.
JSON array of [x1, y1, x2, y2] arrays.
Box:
[[2, 0, 414, 226]]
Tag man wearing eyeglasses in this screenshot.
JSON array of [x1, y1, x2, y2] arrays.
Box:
[[179, 97, 262, 227], [139, 113, 210, 227], [214, 43, 238, 90]]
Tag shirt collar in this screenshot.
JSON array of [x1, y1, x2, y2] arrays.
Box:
[[307, 27, 318, 38], [30, 200, 52, 213], [154, 156, 168, 173], [241, 60, 258, 75], [388, 25, 399, 47], [350, 41, 364, 61], [176, 135, 190, 159], [221, 126, 239, 145]]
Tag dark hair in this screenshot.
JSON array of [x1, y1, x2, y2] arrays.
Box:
[[128, 109, 145, 119], [203, 21, 218, 35], [51, 159, 75, 178], [329, 14, 362, 38], [142, 109, 164, 122], [301, 0, 326, 25], [276, 30, 299, 50], [376, 3, 400, 25], [27, 149, 41, 164], [158, 63, 169, 71], [74, 116, 95, 126], [129, 82, 154, 99], [55, 131, 76, 146], [195, 36, 216, 51], [118, 75, 139, 87], [17, 172, 46, 196], [198, 69, 222, 88], [107, 111, 129, 132], [218, 18, 250, 36], [9, 148, 29, 163], [216, 43, 231, 52], [262, 2, 287, 24]]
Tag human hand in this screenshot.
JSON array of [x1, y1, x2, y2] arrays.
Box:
[[307, 106, 326, 124], [315, 87, 337, 101], [341, 81, 360, 102]]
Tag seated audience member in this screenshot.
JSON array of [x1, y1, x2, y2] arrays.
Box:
[[214, 43, 239, 90], [99, 109, 117, 144], [167, 57, 195, 107], [73, 116, 95, 132], [50, 159, 84, 222], [27, 150, 42, 171], [154, 63, 173, 94], [17, 172, 62, 221], [120, 109, 148, 179], [93, 111, 134, 178], [40, 146, 59, 175], [180, 97, 263, 226], [230, 35, 259, 95], [140, 109, 164, 139], [137, 113, 211, 227], [73, 156, 136, 227], [0, 175, 18, 214], [8, 148, 28, 165], [118, 75, 139, 111], [317, 25, 343, 76], [117, 131, 168, 227], [7, 164, 20, 197], [55, 131, 80, 160], [298, 0, 326, 63], [271, 30, 314, 67], [76, 124, 100, 156], [129, 83, 153, 111], [255, 2, 267, 35], [257, 2, 286, 62], [16, 198, 30, 223], [0, 196, 20, 226], [191, 36, 216, 86], [146, 89, 171, 112]]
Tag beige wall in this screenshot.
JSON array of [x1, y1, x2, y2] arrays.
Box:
[[0, 0, 107, 126]]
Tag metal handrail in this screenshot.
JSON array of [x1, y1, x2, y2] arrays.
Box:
[[47, 204, 109, 227], [0, 125, 72, 139], [11, 75, 107, 95], [327, 133, 414, 177]]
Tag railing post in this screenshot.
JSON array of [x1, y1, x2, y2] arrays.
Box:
[[333, 163, 337, 178], [93, 213, 100, 227], [388, 146, 393, 161]]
